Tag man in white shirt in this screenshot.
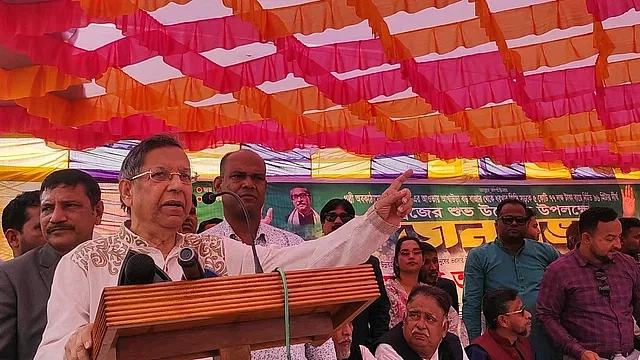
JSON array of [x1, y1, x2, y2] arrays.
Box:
[[35, 134, 414, 360], [205, 149, 336, 360], [288, 186, 320, 226], [375, 285, 468, 360]]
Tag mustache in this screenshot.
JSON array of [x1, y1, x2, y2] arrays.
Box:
[[46, 224, 75, 234], [412, 328, 430, 337], [338, 337, 352, 345]]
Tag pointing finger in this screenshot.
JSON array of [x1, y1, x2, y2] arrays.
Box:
[[384, 169, 413, 195], [396, 189, 413, 214]]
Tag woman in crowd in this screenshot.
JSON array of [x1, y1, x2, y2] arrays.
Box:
[[385, 236, 469, 346]]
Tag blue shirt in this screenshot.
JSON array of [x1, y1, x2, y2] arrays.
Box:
[[462, 239, 560, 359]]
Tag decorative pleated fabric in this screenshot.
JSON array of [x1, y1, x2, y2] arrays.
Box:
[[1, 0, 640, 171]]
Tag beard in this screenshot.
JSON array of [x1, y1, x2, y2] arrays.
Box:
[[335, 343, 351, 359], [501, 230, 524, 243], [594, 252, 615, 263]]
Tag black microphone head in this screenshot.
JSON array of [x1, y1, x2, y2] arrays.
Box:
[[125, 253, 156, 285], [202, 192, 217, 205], [178, 247, 198, 268]]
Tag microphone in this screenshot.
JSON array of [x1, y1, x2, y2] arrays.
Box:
[[202, 191, 264, 273], [118, 251, 171, 286], [178, 247, 205, 280], [201, 192, 217, 205]]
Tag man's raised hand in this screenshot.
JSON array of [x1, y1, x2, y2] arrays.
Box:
[[374, 169, 413, 225]]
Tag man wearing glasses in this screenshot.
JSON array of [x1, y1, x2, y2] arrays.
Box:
[[36, 135, 415, 360], [463, 199, 561, 360], [320, 199, 390, 357], [375, 285, 468, 360], [288, 186, 320, 226], [537, 207, 640, 360], [466, 289, 535, 360]]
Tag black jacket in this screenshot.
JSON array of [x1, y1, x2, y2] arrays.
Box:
[[350, 256, 390, 353], [0, 245, 61, 360], [437, 277, 459, 313], [374, 323, 464, 360]]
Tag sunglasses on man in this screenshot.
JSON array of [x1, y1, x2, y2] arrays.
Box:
[[492, 307, 527, 324], [595, 268, 610, 297], [325, 212, 354, 223], [497, 216, 529, 226]]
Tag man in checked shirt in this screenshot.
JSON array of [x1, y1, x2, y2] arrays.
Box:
[[537, 207, 640, 360], [204, 149, 337, 360]]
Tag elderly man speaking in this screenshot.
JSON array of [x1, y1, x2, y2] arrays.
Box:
[[35, 135, 414, 360]]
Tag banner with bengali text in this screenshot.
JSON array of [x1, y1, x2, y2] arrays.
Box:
[[194, 182, 638, 298]]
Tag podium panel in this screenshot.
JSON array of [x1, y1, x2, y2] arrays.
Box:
[[92, 265, 379, 360]]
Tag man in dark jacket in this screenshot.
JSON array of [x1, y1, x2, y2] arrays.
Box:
[[320, 199, 390, 356], [374, 285, 466, 360], [0, 170, 103, 360], [2, 191, 45, 258]]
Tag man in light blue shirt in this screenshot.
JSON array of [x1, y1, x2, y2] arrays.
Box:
[[462, 199, 561, 360]]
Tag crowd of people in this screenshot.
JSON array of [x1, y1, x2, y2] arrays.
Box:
[[0, 134, 639, 360]]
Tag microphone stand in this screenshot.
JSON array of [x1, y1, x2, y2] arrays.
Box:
[[205, 191, 264, 273]]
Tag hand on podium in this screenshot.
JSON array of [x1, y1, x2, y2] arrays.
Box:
[[64, 323, 93, 360]]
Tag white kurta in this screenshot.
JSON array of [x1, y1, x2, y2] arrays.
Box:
[[375, 343, 469, 360], [34, 207, 397, 359], [359, 345, 376, 360], [206, 219, 337, 360]]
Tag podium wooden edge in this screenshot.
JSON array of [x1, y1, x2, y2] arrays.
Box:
[[92, 265, 379, 360]]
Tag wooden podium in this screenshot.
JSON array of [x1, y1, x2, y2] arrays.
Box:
[[91, 264, 380, 360]]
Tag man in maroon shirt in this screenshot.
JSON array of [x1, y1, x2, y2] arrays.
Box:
[[537, 207, 640, 360], [466, 288, 535, 360]]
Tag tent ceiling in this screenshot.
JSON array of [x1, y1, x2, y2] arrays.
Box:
[[1, 0, 640, 170]]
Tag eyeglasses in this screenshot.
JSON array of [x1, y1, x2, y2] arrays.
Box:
[[131, 168, 196, 184], [291, 193, 310, 200], [498, 216, 529, 226], [325, 212, 354, 223], [399, 249, 423, 257], [494, 307, 526, 322], [502, 308, 526, 317], [595, 268, 610, 297]]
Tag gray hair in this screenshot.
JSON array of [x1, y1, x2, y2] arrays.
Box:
[[407, 285, 451, 315], [119, 134, 184, 214]]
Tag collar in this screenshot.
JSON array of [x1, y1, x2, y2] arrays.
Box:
[[572, 248, 616, 268], [118, 221, 184, 249], [39, 243, 61, 268], [219, 219, 267, 239], [572, 248, 589, 267], [494, 238, 526, 255], [487, 329, 518, 347], [230, 233, 266, 244]]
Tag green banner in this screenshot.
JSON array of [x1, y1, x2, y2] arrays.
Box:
[[193, 181, 638, 293], [195, 181, 635, 233]]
